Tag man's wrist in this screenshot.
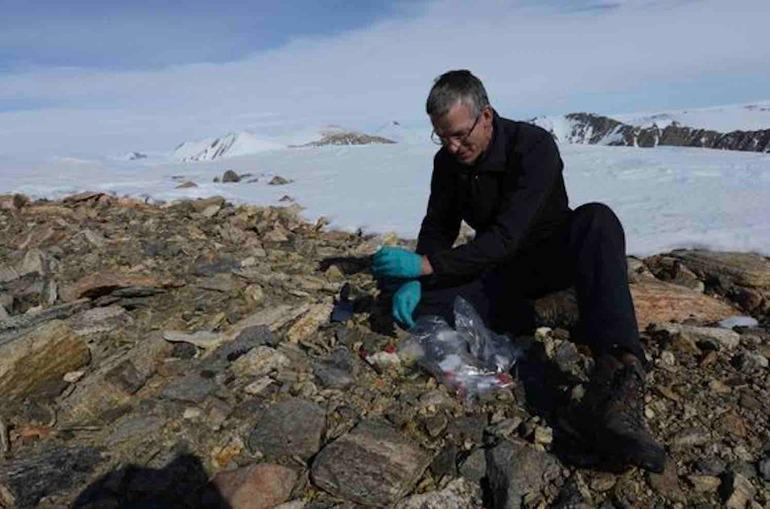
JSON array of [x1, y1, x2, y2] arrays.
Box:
[[420, 255, 434, 276]]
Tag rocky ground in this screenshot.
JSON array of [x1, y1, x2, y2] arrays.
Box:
[[0, 192, 768, 509]]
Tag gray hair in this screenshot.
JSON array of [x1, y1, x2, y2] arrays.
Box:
[[426, 70, 490, 118]]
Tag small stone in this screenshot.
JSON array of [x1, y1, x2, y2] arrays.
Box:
[[231, 346, 291, 377], [247, 398, 325, 461], [163, 330, 224, 350], [721, 471, 756, 509], [485, 440, 562, 509], [718, 411, 748, 438], [63, 370, 85, 383], [268, 176, 291, 185], [222, 170, 241, 183], [446, 415, 486, 445], [161, 372, 217, 403], [429, 443, 458, 477], [709, 379, 731, 394], [671, 427, 710, 450], [366, 350, 402, 371], [459, 448, 487, 483], [423, 414, 447, 437], [245, 284, 265, 305], [534, 425, 553, 446], [589, 472, 616, 492], [757, 457, 770, 481], [647, 461, 686, 503], [687, 474, 722, 493], [324, 264, 344, 282], [731, 352, 768, 372], [175, 181, 197, 189], [286, 302, 333, 343], [210, 463, 297, 509], [394, 478, 481, 509], [183, 407, 203, 419], [244, 377, 274, 396], [660, 350, 676, 366], [202, 204, 221, 218]]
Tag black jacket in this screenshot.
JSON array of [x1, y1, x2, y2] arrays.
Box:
[[416, 110, 571, 277]]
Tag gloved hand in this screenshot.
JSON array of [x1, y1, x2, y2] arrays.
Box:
[[372, 247, 423, 279], [393, 280, 421, 329]]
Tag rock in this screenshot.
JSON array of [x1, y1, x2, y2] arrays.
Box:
[[0, 320, 90, 402], [394, 478, 482, 509], [61, 271, 161, 302], [718, 411, 748, 438], [244, 377, 274, 396], [670, 427, 711, 450], [286, 301, 333, 343], [647, 461, 686, 503], [534, 279, 739, 330], [231, 346, 291, 377], [311, 419, 430, 507], [313, 347, 358, 389], [161, 372, 218, 403], [669, 249, 770, 289], [719, 315, 759, 329], [197, 273, 236, 292], [58, 332, 171, 424], [366, 350, 402, 371], [687, 474, 722, 493], [222, 170, 242, 183], [269, 176, 291, 185], [19, 249, 48, 276], [485, 440, 561, 509], [202, 204, 221, 218], [210, 463, 297, 509], [758, 457, 770, 481], [71, 304, 131, 336], [423, 414, 447, 438], [107, 414, 166, 446], [447, 415, 486, 445], [731, 352, 769, 371], [430, 443, 458, 477], [630, 279, 739, 328], [216, 325, 276, 361], [721, 471, 756, 509], [247, 398, 325, 460], [0, 446, 103, 508], [459, 448, 487, 483], [176, 181, 198, 189], [649, 321, 741, 350], [227, 304, 311, 339], [163, 330, 225, 350]]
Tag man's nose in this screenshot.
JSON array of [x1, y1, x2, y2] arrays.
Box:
[[446, 139, 461, 153]]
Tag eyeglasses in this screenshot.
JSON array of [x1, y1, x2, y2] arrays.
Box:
[[431, 113, 482, 146]]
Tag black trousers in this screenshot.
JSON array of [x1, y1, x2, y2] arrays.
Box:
[[415, 202, 645, 361]]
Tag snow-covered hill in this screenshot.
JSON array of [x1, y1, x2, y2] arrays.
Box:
[[173, 132, 285, 162], [530, 101, 770, 153]]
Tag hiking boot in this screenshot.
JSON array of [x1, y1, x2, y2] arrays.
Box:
[[577, 352, 666, 473]]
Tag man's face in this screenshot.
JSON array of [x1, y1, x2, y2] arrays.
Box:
[[431, 101, 493, 166]]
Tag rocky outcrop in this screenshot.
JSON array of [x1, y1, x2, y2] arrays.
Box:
[[0, 192, 768, 508], [536, 112, 770, 153]]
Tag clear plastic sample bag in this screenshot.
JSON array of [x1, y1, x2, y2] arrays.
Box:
[[398, 296, 525, 401]]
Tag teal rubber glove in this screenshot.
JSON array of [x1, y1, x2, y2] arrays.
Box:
[[372, 247, 423, 279], [393, 280, 421, 329]]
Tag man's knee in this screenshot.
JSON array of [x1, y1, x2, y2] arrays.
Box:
[[574, 202, 625, 239]]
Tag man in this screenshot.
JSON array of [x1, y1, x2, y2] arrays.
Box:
[[372, 70, 665, 473]]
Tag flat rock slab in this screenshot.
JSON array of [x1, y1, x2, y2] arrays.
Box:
[[311, 418, 431, 507], [486, 440, 561, 509], [534, 279, 739, 331], [0, 320, 90, 402], [61, 271, 162, 302], [247, 398, 325, 461], [670, 249, 770, 288], [649, 322, 741, 350]]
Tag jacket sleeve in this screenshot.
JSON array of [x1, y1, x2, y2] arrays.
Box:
[[416, 153, 461, 257], [427, 131, 564, 277]]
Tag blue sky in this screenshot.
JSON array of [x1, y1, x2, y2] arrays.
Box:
[[0, 0, 415, 71], [1, 0, 769, 157]]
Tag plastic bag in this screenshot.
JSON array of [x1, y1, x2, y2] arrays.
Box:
[[398, 296, 524, 402]]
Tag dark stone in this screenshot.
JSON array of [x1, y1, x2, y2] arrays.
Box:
[[105, 360, 148, 395], [429, 443, 458, 478], [247, 398, 326, 461], [193, 256, 238, 277], [0, 446, 103, 508], [313, 347, 359, 390], [447, 415, 486, 445], [222, 170, 241, 183], [216, 325, 275, 362], [160, 372, 217, 403], [310, 419, 430, 507], [459, 448, 487, 483], [170, 342, 198, 359], [758, 456, 770, 481], [694, 457, 728, 476], [485, 440, 561, 509]]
